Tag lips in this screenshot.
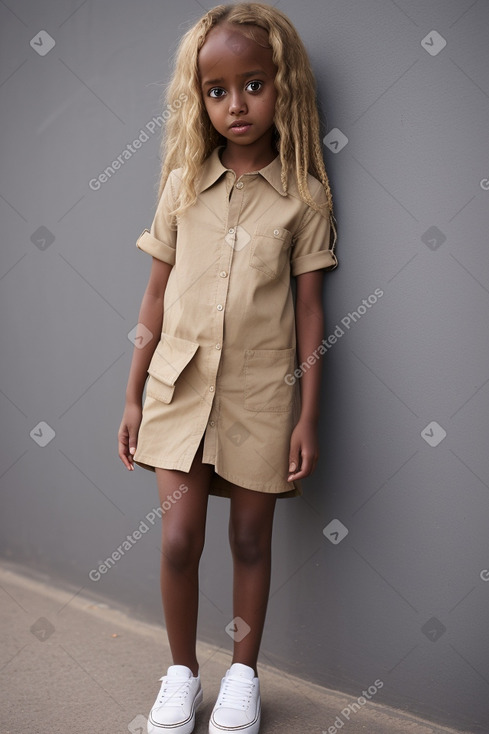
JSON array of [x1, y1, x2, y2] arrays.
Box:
[[230, 120, 251, 129]]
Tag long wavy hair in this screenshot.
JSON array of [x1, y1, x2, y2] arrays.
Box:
[[156, 3, 337, 246]]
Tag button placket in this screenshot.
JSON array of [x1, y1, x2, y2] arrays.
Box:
[[218, 183, 244, 311], [206, 186, 243, 411]]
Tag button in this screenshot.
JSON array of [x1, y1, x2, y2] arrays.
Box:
[[236, 182, 244, 189], [273, 229, 280, 236], [209, 386, 214, 392], [217, 304, 223, 311], [228, 227, 235, 234], [209, 420, 215, 427], [219, 270, 228, 278], [215, 343, 221, 350]]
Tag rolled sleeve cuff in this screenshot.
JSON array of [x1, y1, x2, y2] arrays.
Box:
[[291, 250, 338, 277], [136, 229, 175, 266]]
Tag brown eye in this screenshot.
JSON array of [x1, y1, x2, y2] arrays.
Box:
[[246, 81, 263, 93], [208, 87, 225, 98]]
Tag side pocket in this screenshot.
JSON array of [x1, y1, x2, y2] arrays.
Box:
[[146, 332, 199, 403], [249, 225, 293, 279], [244, 347, 296, 412]]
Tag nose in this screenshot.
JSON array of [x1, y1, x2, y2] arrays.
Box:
[[229, 90, 247, 115]]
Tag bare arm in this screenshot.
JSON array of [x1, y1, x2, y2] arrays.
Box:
[[118, 257, 172, 469], [287, 269, 325, 481]]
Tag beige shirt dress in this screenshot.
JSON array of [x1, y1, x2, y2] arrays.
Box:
[[132, 146, 338, 498]]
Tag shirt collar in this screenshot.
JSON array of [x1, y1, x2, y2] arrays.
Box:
[[196, 146, 287, 197]]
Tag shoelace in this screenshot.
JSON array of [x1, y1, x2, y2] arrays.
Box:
[[157, 677, 190, 706], [218, 675, 254, 711]]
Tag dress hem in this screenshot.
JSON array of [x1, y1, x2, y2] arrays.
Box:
[[132, 453, 302, 498]]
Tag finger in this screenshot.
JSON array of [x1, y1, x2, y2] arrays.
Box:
[[287, 450, 301, 481], [289, 451, 317, 481], [288, 464, 307, 480], [292, 454, 317, 479], [118, 442, 132, 470], [118, 428, 134, 471], [128, 434, 138, 470]]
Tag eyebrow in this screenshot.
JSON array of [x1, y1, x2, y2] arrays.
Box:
[[202, 69, 268, 87]]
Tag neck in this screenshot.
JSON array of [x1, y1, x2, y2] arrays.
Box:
[[220, 141, 278, 175]]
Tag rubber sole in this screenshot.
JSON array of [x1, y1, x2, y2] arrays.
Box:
[[147, 688, 203, 734]]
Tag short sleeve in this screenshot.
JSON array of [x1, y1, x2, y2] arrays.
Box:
[[290, 180, 338, 277], [136, 171, 178, 266]]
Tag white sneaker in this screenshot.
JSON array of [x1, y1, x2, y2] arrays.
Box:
[[209, 663, 260, 734], [147, 665, 203, 734]]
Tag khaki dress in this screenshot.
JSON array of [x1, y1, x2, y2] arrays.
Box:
[[133, 146, 338, 498]]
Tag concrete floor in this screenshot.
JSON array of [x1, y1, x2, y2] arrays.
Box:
[[0, 562, 468, 734]]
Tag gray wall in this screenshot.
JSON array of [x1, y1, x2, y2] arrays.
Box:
[[1, 1, 488, 731]]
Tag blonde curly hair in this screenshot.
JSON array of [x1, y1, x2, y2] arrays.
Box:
[[156, 2, 337, 247]]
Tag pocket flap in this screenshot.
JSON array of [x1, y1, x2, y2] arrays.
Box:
[[147, 332, 199, 387], [253, 224, 292, 243]]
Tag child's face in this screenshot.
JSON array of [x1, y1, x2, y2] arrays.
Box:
[[198, 23, 278, 156]]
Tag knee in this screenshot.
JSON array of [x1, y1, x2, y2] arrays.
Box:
[[162, 529, 204, 571], [229, 527, 267, 566]]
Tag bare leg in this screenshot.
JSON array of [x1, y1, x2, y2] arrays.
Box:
[[228, 485, 277, 675], [155, 439, 213, 676]]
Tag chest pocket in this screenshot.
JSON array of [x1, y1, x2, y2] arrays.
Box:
[[249, 225, 293, 279], [145, 332, 199, 403]]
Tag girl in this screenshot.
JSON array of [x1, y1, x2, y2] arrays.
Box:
[[118, 4, 338, 733]]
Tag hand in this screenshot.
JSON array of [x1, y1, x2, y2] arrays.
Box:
[[287, 417, 319, 482], [118, 401, 142, 471]]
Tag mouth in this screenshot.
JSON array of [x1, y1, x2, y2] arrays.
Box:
[[229, 121, 252, 133]]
